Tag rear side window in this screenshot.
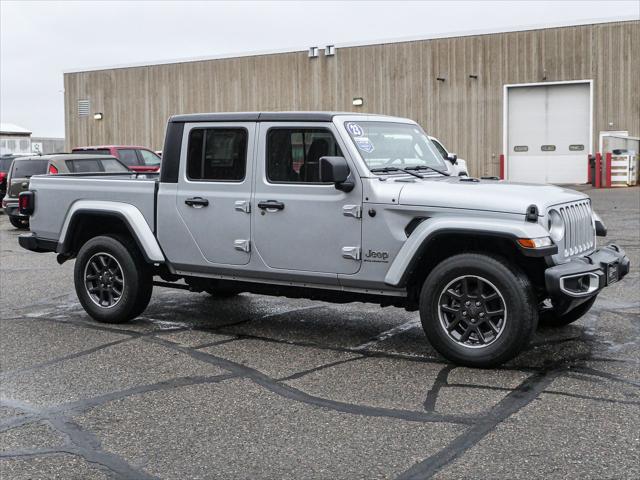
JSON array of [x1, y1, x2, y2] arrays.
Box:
[[101, 159, 129, 172], [118, 149, 140, 166], [66, 159, 102, 173], [187, 128, 248, 181], [139, 149, 161, 166], [267, 128, 343, 183], [12, 159, 49, 177]]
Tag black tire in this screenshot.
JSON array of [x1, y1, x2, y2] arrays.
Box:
[[419, 253, 538, 368], [74, 235, 153, 323], [539, 296, 597, 327], [9, 215, 29, 229]]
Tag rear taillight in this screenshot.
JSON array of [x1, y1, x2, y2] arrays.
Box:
[[48, 164, 58, 174], [18, 191, 35, 215], [0, 172, 6, 182]]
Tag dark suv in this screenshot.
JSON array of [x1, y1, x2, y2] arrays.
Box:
[[2, 156, 49, 229], [0, 155, 20, 203]]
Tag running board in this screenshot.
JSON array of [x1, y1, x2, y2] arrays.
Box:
[[152, 280, 192, 291]]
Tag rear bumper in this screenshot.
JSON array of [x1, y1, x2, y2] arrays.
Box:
[[3, 200, 21, 217], [545, 244, 630, 315], [18, 233, 58, 253]]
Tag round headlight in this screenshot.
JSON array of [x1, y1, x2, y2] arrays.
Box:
[[547, 209, 565, 242]]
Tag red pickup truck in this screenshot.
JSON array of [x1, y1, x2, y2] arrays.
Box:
[[71, 146, 160, 172]]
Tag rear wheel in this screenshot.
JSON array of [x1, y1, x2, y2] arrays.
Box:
[[9, 215, 29, 229], [539, 296, 597, 327], [74, 235, 152, 323], [419, 253, 537, 368]]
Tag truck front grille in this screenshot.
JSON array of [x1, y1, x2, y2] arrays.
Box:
[[558, 200, 595, 259]]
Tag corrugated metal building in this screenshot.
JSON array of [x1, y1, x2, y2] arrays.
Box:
[[64, 19, 639, 181]]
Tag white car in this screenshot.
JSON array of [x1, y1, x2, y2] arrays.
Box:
[[429, 136, 468, 176]]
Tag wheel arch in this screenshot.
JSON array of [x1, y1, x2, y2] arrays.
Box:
[[57, 201, 164, 264], [385, 217, 553, 305]]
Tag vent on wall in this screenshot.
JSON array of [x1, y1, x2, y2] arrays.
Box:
[[77, 99, 90, 117]]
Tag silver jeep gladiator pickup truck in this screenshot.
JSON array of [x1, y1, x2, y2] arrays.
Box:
[[18, 112, 630, 367]]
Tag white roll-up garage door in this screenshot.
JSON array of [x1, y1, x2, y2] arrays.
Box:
[[506, 82, 591, 184]]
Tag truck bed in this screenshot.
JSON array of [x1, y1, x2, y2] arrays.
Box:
[[28, 173, 158, 241]]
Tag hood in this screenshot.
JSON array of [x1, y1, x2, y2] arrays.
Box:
[[397, 177, 588, 215]]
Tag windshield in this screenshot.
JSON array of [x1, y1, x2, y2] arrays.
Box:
[[344, 121, 447, 173]]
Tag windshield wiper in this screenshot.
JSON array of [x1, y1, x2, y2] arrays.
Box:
[[369, 166, 424, 179], [404, 165, 450, 176]]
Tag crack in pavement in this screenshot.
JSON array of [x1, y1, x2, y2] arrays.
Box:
[[0, 398, 159, 479], [0, 337, 136, 379], [145, 335, 475, 426], [2, 294, 638, 479], [395, 367, 564, 479], [423, 366, 456, 412], [0, 374, 237, 434]]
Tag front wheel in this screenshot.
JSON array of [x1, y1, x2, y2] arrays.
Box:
[[9, 215, 29, 229], [419, 253, 538, 368], [74, 235, 153, 323]]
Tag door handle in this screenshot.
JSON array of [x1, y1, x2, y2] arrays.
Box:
[[185, 197, 209, 207], [257, 200, 285, 211]]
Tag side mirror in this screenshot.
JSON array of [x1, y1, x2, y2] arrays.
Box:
[[446, 153, 458, 165], [320, 156, 354, 192]]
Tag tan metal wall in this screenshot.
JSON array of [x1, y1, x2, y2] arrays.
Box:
[[64, 20, 639, 176]]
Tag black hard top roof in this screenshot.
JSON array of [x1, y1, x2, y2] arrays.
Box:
[[169, 111, 365, 123]]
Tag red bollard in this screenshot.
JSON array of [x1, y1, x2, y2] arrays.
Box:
[[595, 153, 602, 188], [499, 154, 505, 180], [605, 152, 612, 188]]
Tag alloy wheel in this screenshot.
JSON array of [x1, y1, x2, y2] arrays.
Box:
[[84, 252, 125, 308], [438, 275, 507, 348]]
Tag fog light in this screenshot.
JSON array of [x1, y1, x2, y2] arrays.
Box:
[[560, 272, 599, 296]]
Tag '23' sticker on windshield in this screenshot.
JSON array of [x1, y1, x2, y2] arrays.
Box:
[[346, 122, 364, 136]]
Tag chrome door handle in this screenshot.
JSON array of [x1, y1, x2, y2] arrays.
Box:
[[185, 197, 209, 208]]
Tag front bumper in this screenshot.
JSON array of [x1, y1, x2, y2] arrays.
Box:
[[545, 244, 630, 315]]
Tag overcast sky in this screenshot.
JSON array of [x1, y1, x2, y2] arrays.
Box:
[[1, 1, 638, 137]]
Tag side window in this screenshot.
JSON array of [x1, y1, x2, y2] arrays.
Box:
[[101, 159, 130, 172], [187, 128, 248, 181], [431, 139, 448, 159], [67, 159, 102, 173], [139, 149, 161, 166], [267, 128, 343, 183], [118, 149, 139, 167]]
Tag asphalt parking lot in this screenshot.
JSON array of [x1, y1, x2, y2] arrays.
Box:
[[1, 186, 639, 480]]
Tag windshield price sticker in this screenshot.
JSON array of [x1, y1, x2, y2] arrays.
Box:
[[346, 122, 364, 136], [355, 137, 375, 153]]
